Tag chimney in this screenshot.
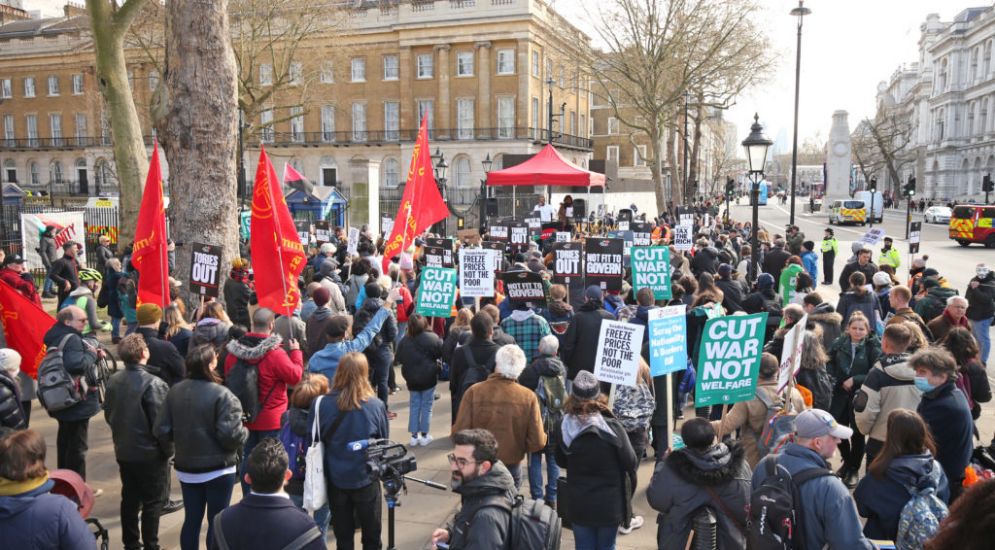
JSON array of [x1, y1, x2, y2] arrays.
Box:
[[63, 2, 86, 17]]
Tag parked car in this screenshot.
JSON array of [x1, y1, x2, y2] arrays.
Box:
[[924, 206, 952, 224]]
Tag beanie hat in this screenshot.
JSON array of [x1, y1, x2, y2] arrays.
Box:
[[585, 285, 603, 302], [136, 303, 163, 326], [313, 287, 331, 307], [757, 273, 775, 289], [0, 348, 22, 375], [872, 271, 892, 287], [571, 371, 600, 400], [718, 263, 733, 278]]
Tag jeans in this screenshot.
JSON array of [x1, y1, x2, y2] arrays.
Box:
[[528, 446, 559, 502], [372, 354, 392, 406], [506, 462, 523, 490], [43, 275, 54, 295], [972, 316, 992, 365], [289, 492, 331, 541], [118, 460, 168, 550], [408, 388, 435, 435], [56, 418, 89, 479], [111, 316, 122, 339], [329, 482, 382, 550], [179, 473, 235, 550], [572, 524, 618, 550], [240, 429, 280, 494]]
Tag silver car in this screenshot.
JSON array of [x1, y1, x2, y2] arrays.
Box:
[[924, 206, 952, 224]]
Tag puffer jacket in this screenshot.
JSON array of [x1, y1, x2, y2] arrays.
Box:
[[826, 332, 882, 421], [853, 354, 921, 444], [0, 370, 24, 429], [913, 286, 958, 324], [647, 442, 751, 550], [445, 461, 516, 549], [396, 331, 443, 392], [154, 378, 248, 473], [0, 477, 94, 550], [192, 317, 231, 349], [103, 363, 173, 463], [42, 322, 100, 423], [854, 453, 949, 540]]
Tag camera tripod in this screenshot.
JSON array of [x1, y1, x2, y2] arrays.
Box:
[[382, 473, 447, 550]]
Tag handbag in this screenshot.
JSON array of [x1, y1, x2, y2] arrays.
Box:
[[303, 396, 346, 512]]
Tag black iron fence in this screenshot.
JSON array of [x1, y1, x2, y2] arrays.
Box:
[[0, 202, 119, 270]]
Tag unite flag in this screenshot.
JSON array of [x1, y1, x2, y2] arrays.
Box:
[[131, 140, 170, 308], [0, 281, 56, 379]]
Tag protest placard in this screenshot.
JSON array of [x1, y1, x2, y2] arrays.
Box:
[[415, 267, 457, 317], [859, 227, 886, 246], [909, 222, 921, 254], [315, 221, 331, 244], [425, 238, 454, 267], [631, 221, 653, 246], [501, 270, 547, 306], [424, 246, 444, 268], [593, 321, 645, 387], [674, 225, 693, 251], [584, 238, 624, 291], [525, 216, 542, 237], [556, 231, 571, 243], [189, 242, 223, 297], [776, 314, 808, 393], [297, 220, 312, 245], [347, 227, 360, 255], [631, 246, 672, 300], [648, 306, 687, 377], [381, 216, 393, 238], [695, 312, 768, 407], [509, 221, 530, 253], [680, 214, 694, 228], [459, 248, 496, 298], [489, 223, 509, 241], [618, 220, 630, 231]]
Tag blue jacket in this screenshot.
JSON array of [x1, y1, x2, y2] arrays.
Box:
[[854, 453, 948, 540], [753, 443, 875, 550], [801, 250, 819, 283], [307, 307, 388, 381], [308, 392, 389, 490], [0, 478, 95, 550], [918, 381, 974, 487]]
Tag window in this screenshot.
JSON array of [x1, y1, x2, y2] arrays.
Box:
[[23, 77, 35, 98], [75, 113, 87, 141], [972, 48, 980, 83], [384, 101, 399, 141], [580, 114, 586, 137], [457, 98, 474, 140], [29, 161, 39, 185], [351, 102, 367, 141], [3, 115, 14, 147], [416, 54, 433, 79], [72, 74, 83, 95], [148, 70, 159, 91], [606, 145, 619, 162], [290, 62, 303, 85], [260, 109, 274, 142], [987, 41, 993, 79], [545, 57, 552, 81], [350, 58, 365, 82], [47, 75, 59, 96], [25, 114, 37, 146], [0, 79, 10, 99], [531, 96, 539, 139], [260, 64, 273, 86], [608, 116, 619, 135], [937, 59, 947, 92], [4, 159, 15, 183], [50, 160, 63, 183], [634, 145, 647, 166], [383, 157, 400, 188], [320, 105, 335, 142], [968, 103, 976, 136], [496, 49, 515, 75], [497, 96, 514, 138], [935, 109, 944, 141], [320, 61, 334, 84], [454, 156, 471, 188], [456, 52, 474, 77], [290, 106, 304, 142], [569, 111, 576, 135], [100, 111, 111, 145], [531, 50, 539, 77], [383, 55, 399, 80], [49, 113, 62, 145], [416, 100, 433, 131]]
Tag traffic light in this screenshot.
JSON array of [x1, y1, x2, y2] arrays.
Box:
[[726, 178, 735, 196], [984, 173, 994, 192], [869, 176, 877, 194], [905, 175, 917, 197]]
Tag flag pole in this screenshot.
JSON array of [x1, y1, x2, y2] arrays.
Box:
[[268, 162, 291, 316]]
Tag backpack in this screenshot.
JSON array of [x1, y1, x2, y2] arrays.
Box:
[[536, 373, 567, 435], [37, 334, 86, 413], [746, 459, 832, 550], [896, 485, 948, 550], [225, 358, 277, 423], [477, 494, 561, 550], [278, 417, 307, 481], [459, 345, 493, 398], [755, 390, 798, 459]]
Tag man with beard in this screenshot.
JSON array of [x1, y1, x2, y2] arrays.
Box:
[[430, 429, 517, 549]]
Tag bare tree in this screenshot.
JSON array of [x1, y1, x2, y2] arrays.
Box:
[[851, 114, 912, 194]]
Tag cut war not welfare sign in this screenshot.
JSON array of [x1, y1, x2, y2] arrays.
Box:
[[415, 266, 458, 317], [631, 246, 672, 300], [695, 312, 767, 407]]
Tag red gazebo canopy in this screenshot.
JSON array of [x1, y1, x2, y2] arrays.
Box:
[[486, 144, 606, 187]]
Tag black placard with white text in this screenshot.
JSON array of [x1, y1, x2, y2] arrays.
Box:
[[585, 238, 625, 291], [189, 242, 223, 297], [501, 270, 547, 306]]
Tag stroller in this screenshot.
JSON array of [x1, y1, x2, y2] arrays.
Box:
[[49, 469, 110, 550]]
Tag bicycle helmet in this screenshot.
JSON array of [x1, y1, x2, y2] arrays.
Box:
[[79, 268, 103, 282]]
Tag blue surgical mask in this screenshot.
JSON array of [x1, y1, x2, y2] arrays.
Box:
[[914, 376, 936, 393]]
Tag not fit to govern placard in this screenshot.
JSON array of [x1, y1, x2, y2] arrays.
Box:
[[415, 266, 458, 317], [694, 312, 767, 407], [593, 321, 645, 387]]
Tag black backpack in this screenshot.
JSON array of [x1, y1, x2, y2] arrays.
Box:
[[37, 334, 84, 413], [459, 345, 494, 398], [477, 494, 561, 550], [225, 358, 277, 423], [746, 458, 832, 550]]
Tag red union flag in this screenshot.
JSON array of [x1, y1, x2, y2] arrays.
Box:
[[131, 140, 170, 307], [381, 116, 450, 273], [0, 280, 56, 379], [251, 145, 306, 316]]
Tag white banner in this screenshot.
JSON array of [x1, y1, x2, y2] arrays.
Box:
[[777, 314, 808, 394], [20, 211, 87, 269]]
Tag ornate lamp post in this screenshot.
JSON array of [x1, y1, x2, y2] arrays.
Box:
[[480, 153, 493, 231], [788, 0, 811, 225], [742, 114, 773, 282], [433, 151, 448, 235]]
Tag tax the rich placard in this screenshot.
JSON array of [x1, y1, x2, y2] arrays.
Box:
[[631, 246, 672, 300], [501, 270, 547, 306], [189, 242, 223, 297], [695, 313, 768, 407], [459, 248, 496, 298], [584, 238, 624, 292], [593, 320, 645, 387], [415, 266, 458, 317]]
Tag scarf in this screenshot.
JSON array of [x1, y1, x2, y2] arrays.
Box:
[[0, 473, 48, 497]]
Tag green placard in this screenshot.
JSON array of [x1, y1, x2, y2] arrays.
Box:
[[695, 312, 768, 407], [630, 246, 672, 300], [415, 266, 458, 318]]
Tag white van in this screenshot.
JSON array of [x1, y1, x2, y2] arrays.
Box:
[[854, 191, 884, 223]]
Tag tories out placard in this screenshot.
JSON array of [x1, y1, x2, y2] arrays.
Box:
[[593, 321, 645, 386], [584, 238, 624, 291], [631, 246, 672, 300], [648, 305, 687, 377], [459, 248, 496, 298], [189, 243, 223, 297], [415, 267, 457, 317], [695, 313, 767, 407]]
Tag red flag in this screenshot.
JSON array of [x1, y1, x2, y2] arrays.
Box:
[[131, 140, 170, 308], [382, 116, 450, 273], [0, 280, 56, 379], [251, 145, 306, 316]]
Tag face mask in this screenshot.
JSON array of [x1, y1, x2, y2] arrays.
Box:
[[914, 376, 936, 393], [979, 268, 991, 279]]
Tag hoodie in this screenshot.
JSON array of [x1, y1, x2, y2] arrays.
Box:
[[855, 454, 949, 540], [0, 476, 94, 550], [853, 353, 921, 443], [223, 333, 304, 431], [446, 461, 516, 550]]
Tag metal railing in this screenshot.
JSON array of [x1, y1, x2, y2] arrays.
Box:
[[253, 127, 593, 150]]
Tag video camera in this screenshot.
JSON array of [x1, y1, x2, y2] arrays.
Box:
[[349, 439, 417, 483]]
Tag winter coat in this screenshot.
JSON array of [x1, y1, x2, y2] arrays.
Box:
[[647, 442, 751, 550], [448, 337, 501, 417], [801, 250, 819, 283], [711, 379, 806, 468], [453, 374, 547, 466], [191, 317, 231, 349], [223, 333, 304, 431], [927, 311, 971, 343], [517, 354, 566, 393], [0, 478, 94, 550], [957, 357, 992, 419], [691, 246, 719, 276], [273, 314, 306, 355], [441, 326, 471, 366], [555, 411, 637, 528], [853, 354, 921, 444], [95, 244, 114, 275], [826, 333, 882, 421], [223, 276, 253, 328], [105, 270, 125, 319], [38, 234, 58, 269], [540, 299, 574, 349], [344, 273, 368, 312], [752, 443, 876, 550], [561, 301, 614, 380], [0, 268, 39, 305], [396, 331, 443, 392], [715, 277, 746, 313], [304, 306, 336, 359], [787, 232, 805, 255], [854, 454, 949, 540], [445, 461, 516, 550], [103, 363, 173, 463], [165, 327, 193, 358], [795, 366, 834, 412], [0, 370, 25, 429], [806, 302, 842, 351], [918, 381, 974, 487], [913, 286, 958, 325], [309, 391, 389, 490], [837, 289, 882, 328], [966, 272, 995, 321], [839, 260, 878, 293], [762, 246, 790, 282], [211, 492, 325, 550], [65, 287, 100, 335], [307, 308, 388, 382], [886, 307, 933, 342], [154, 378, 248, 473], [137, 327, 187, 387], [42, 322, 100, 422]]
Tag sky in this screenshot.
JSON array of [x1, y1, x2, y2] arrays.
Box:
[[24, 0, 990, 150]]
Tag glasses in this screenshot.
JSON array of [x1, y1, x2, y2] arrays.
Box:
[[446, 453, 477, 468]]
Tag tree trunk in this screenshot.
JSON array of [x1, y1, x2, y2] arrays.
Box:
[[155, 0, 240, 309], [650, 130, 666, 215], [667, 125, 682, 207], [688, 103, 703, 198], [87, 0, 150, 244]]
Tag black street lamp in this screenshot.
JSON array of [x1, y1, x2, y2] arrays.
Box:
[[788, 0, 810, 226], [433, 152, 448, 235], [742, 114, 773, 282], [480, 153, 493, 231]]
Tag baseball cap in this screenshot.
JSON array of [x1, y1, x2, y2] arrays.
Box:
[[795, 409, 853, 439]]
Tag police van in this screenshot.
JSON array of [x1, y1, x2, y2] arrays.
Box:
[[828, 199, 867, 226]]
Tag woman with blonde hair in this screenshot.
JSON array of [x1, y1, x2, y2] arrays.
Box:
[[310, 352, 388, 548], [281, 373, 331, 537], [163, 303, 193, 357]]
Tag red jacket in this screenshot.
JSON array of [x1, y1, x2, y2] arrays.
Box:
[[223, 332, 304, 431], [0, 268, 40, 305]]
